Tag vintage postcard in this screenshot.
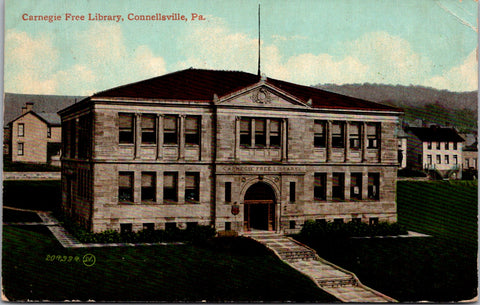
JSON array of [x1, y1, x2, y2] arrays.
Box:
[[2, 0, 478, 302]]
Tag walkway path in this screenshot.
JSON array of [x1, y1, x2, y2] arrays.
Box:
[[244, 231, 397, 303], [6, 209, 184, 248]]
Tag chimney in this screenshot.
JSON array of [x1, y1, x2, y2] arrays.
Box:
[[22, 102, 34, 114]]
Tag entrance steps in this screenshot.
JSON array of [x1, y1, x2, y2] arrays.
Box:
[[244, 231, 396, 303]]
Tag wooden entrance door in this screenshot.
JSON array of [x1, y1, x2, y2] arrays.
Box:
[[243, 182, 276, 231]]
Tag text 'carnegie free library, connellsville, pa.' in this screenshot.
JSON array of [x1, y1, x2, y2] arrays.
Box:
[[21, 12, 206, 23]]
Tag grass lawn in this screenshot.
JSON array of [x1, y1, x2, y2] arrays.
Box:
[[3, 180, 61, 212], [2, 225, 337, 302], [296, 180, 478, 302]]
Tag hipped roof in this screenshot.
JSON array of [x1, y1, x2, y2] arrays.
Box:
[[91, 68, 401, 112]]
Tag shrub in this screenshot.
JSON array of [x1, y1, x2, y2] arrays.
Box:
[[58, 214, 215, 244]]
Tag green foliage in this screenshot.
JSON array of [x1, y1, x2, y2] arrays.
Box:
[[298, 220, 408, 241]]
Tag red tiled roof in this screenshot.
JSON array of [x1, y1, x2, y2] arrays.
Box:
[[92, 68, 401, 112]]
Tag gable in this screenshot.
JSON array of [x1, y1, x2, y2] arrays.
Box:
[[216, 83, 310, 109]]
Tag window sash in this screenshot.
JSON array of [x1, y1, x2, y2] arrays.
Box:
[[18, 124, 24, 137], [185, 116, 200, 145], [314, 173, 326, 200], [119, 113, 134, 144], [164, 116, 178, 145]]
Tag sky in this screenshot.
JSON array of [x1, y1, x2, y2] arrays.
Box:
[[4, 0, 479, 95]]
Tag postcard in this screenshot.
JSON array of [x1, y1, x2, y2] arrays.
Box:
[[2, 0, 478, 302]]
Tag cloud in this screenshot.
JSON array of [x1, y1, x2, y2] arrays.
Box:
[[424, 49, 478, 91], [177, 17, 258, 72], [178, 23, 439, 88], [340, 31, 433, 86], [5, 25, 167, 95], [5, 29, 59, 94]]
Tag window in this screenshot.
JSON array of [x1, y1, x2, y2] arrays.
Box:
[[78, 114, 92, 159], [240, 118, 251, 147], [119, 172, 134, 202], [269, 119, 281, 147], [185, 172, 200, 202], [445, 155, 449, 164], [445, 142, 449, 150], [466, 158, 470, 168], [289, 182, 296, 203], [349, 123, 361, 149], [119, 113, 134, 144], [141, 114, 156, 144], [427, 142, 432, 149], [143, 223, 154, 231], [185, 116, 200, 145], [436, 142, 441, 150], [332, 122, 344, 148], [314, 173, 326, 201], [453, 142, 458, 150], [17, 143, 24, 156], [436, 155, 441, 164], [351, 218, 361, 224], [369, 217, 379, 225], [225, 222, 231, 231], [368, 173, 380, 200], [427, 155, 432, 164], [165, 222, 177, 230], [314, 120, 326, 148], [47, 126, 51, 138], [187, 222, 198, 229], [225, 182, 232, 203], [120, 223, 132, 234], [289, 221, 296, 229], [164, 115, 178, 145], [18, 123, 24, 137], [367, 123, 380, 148], [453, 155, 458, 164], [163, 172, 178, 202], [255, 118, 266, 147], [141, 172, 156, 202], [350, 173, 362, 200], [332, 173, 345, 200]]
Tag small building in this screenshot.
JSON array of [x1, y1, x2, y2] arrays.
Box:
[[7, 103, 62, 165], [3, 93, 83, 164], [463, 140, 478, 179], [406, 126, 465, 179], [58, 68, 402, 234]]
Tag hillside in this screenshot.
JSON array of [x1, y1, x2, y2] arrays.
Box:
[[316, 84, 478, 132]]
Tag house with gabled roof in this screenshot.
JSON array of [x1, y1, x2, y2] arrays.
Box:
[[406, 126, 465, 178], [58, 68, 403, 233], [3, 93, 83, 164]]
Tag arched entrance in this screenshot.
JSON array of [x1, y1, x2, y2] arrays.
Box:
[[243, 182, 276, 231]]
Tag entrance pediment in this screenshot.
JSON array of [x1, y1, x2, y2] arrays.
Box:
[[216, 82, 310, 109]]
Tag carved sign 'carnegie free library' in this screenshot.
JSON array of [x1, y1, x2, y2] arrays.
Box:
[[217, 165, 305, 174]]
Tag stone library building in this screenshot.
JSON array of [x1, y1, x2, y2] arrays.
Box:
[[58, 69, 402, 234]]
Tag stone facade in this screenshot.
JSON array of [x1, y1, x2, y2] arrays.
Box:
[[59, 69, 401, 233]]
